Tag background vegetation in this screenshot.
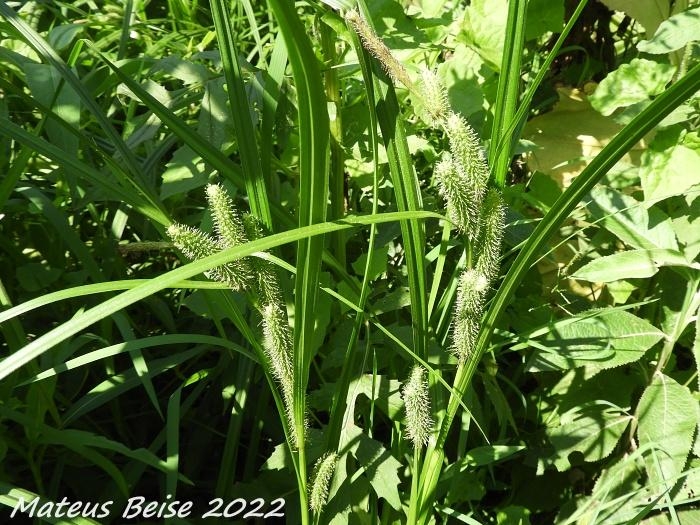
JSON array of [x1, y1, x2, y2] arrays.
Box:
[[1, 0, 699, 523]]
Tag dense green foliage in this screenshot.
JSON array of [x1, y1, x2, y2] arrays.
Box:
[[1, 0, 699, 524]]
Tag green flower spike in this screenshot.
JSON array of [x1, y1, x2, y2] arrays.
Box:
[[241, 214, 284, 308], [169, 185, 300, 449], [419, 69, 450, 126], [452, 268, 489, 362], [346, 9, 413, 89], [206, 184, 249, 250], [166, 223, 251, 291], [475, 188, 506, 285], [309, 452, 338, 514], [261, 300, 297, 442], [402, 365, 433, 448], [444, 114, 489, 236], [239, 213, 298, 447], [433, 154, 476, 235]]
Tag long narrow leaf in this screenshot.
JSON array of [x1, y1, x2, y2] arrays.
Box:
[[489, 0, 527, 189], [356, 0, 429, 361], [0, 211, 440, 382], [267, 2, 330, 514], [210, 0, 272, 226]]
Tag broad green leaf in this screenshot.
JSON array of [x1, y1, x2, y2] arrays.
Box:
[[497, 506, 531, 525], [676, 461, 700, 509], [16, 263, 62, 292], [670, 193, 700, 261], [585, 185, 678, 251], [695, 305, 700, 391], [339, 377, 402, 510], [637, 373, 698, 488], [436, 43, 485, 119], [326, 473, 372, 525], [607, 280, 637, 305], [161, 78, 232, 199], [351, 374, 404, 420], [459, 0, 508, 69], [525, 0, 564, 40], [572, 249, 697, 283], [590, 59, 676, 116], [458, 445, 525, 469], [345, 424, 402, 510], [161, 145, 209, 199], [262, 429, 326, 472], [523, 88, 645, 188], [528, 309, 664, 373], [23, 63, 80, 155], [647, 510, 700, 524], [598, 0, 669, 35], [552, 368, 638, 415], [640, 131, 700, 202], [638, 6, 700, 54], [547, 410, 632, 471], [361, 0, 425, 59], [149, 55, 210, 85], [352, 248, 388, 281], [47, 23, 84, 50], [566, 453, 646, 524]]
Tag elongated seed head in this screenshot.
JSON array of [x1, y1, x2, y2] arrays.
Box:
[[434, 154, 477, 234], [433, 114, 490, 239], [205, 184, 249, 249], [167, 223, 252, 291], [475, 189, 505, 285], [237, 213, 301, 446], [346, 9, 412, 88], [261, 303, 293, 390], [419, 69, 450, 125], [309, 453, 338, 514], [260, 301, 298, 448], [451, 268, 489, 362], [402, 365, 433, 448]]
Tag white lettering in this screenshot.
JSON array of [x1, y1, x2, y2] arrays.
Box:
[[122, 496, 145, 519], [37, 501, 54, 518], [120, 496, 192, 519], [97, 501, 113, 519], [10, 497, 39, 518], [53, 497, 72, 518], [66, 501, 83, 518], [177, 501, 193, 518]]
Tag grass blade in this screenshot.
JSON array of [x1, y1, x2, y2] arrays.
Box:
[[488, 0, 527, 189], [210, 0, 272, 226], [267, 1, 330, 518]]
